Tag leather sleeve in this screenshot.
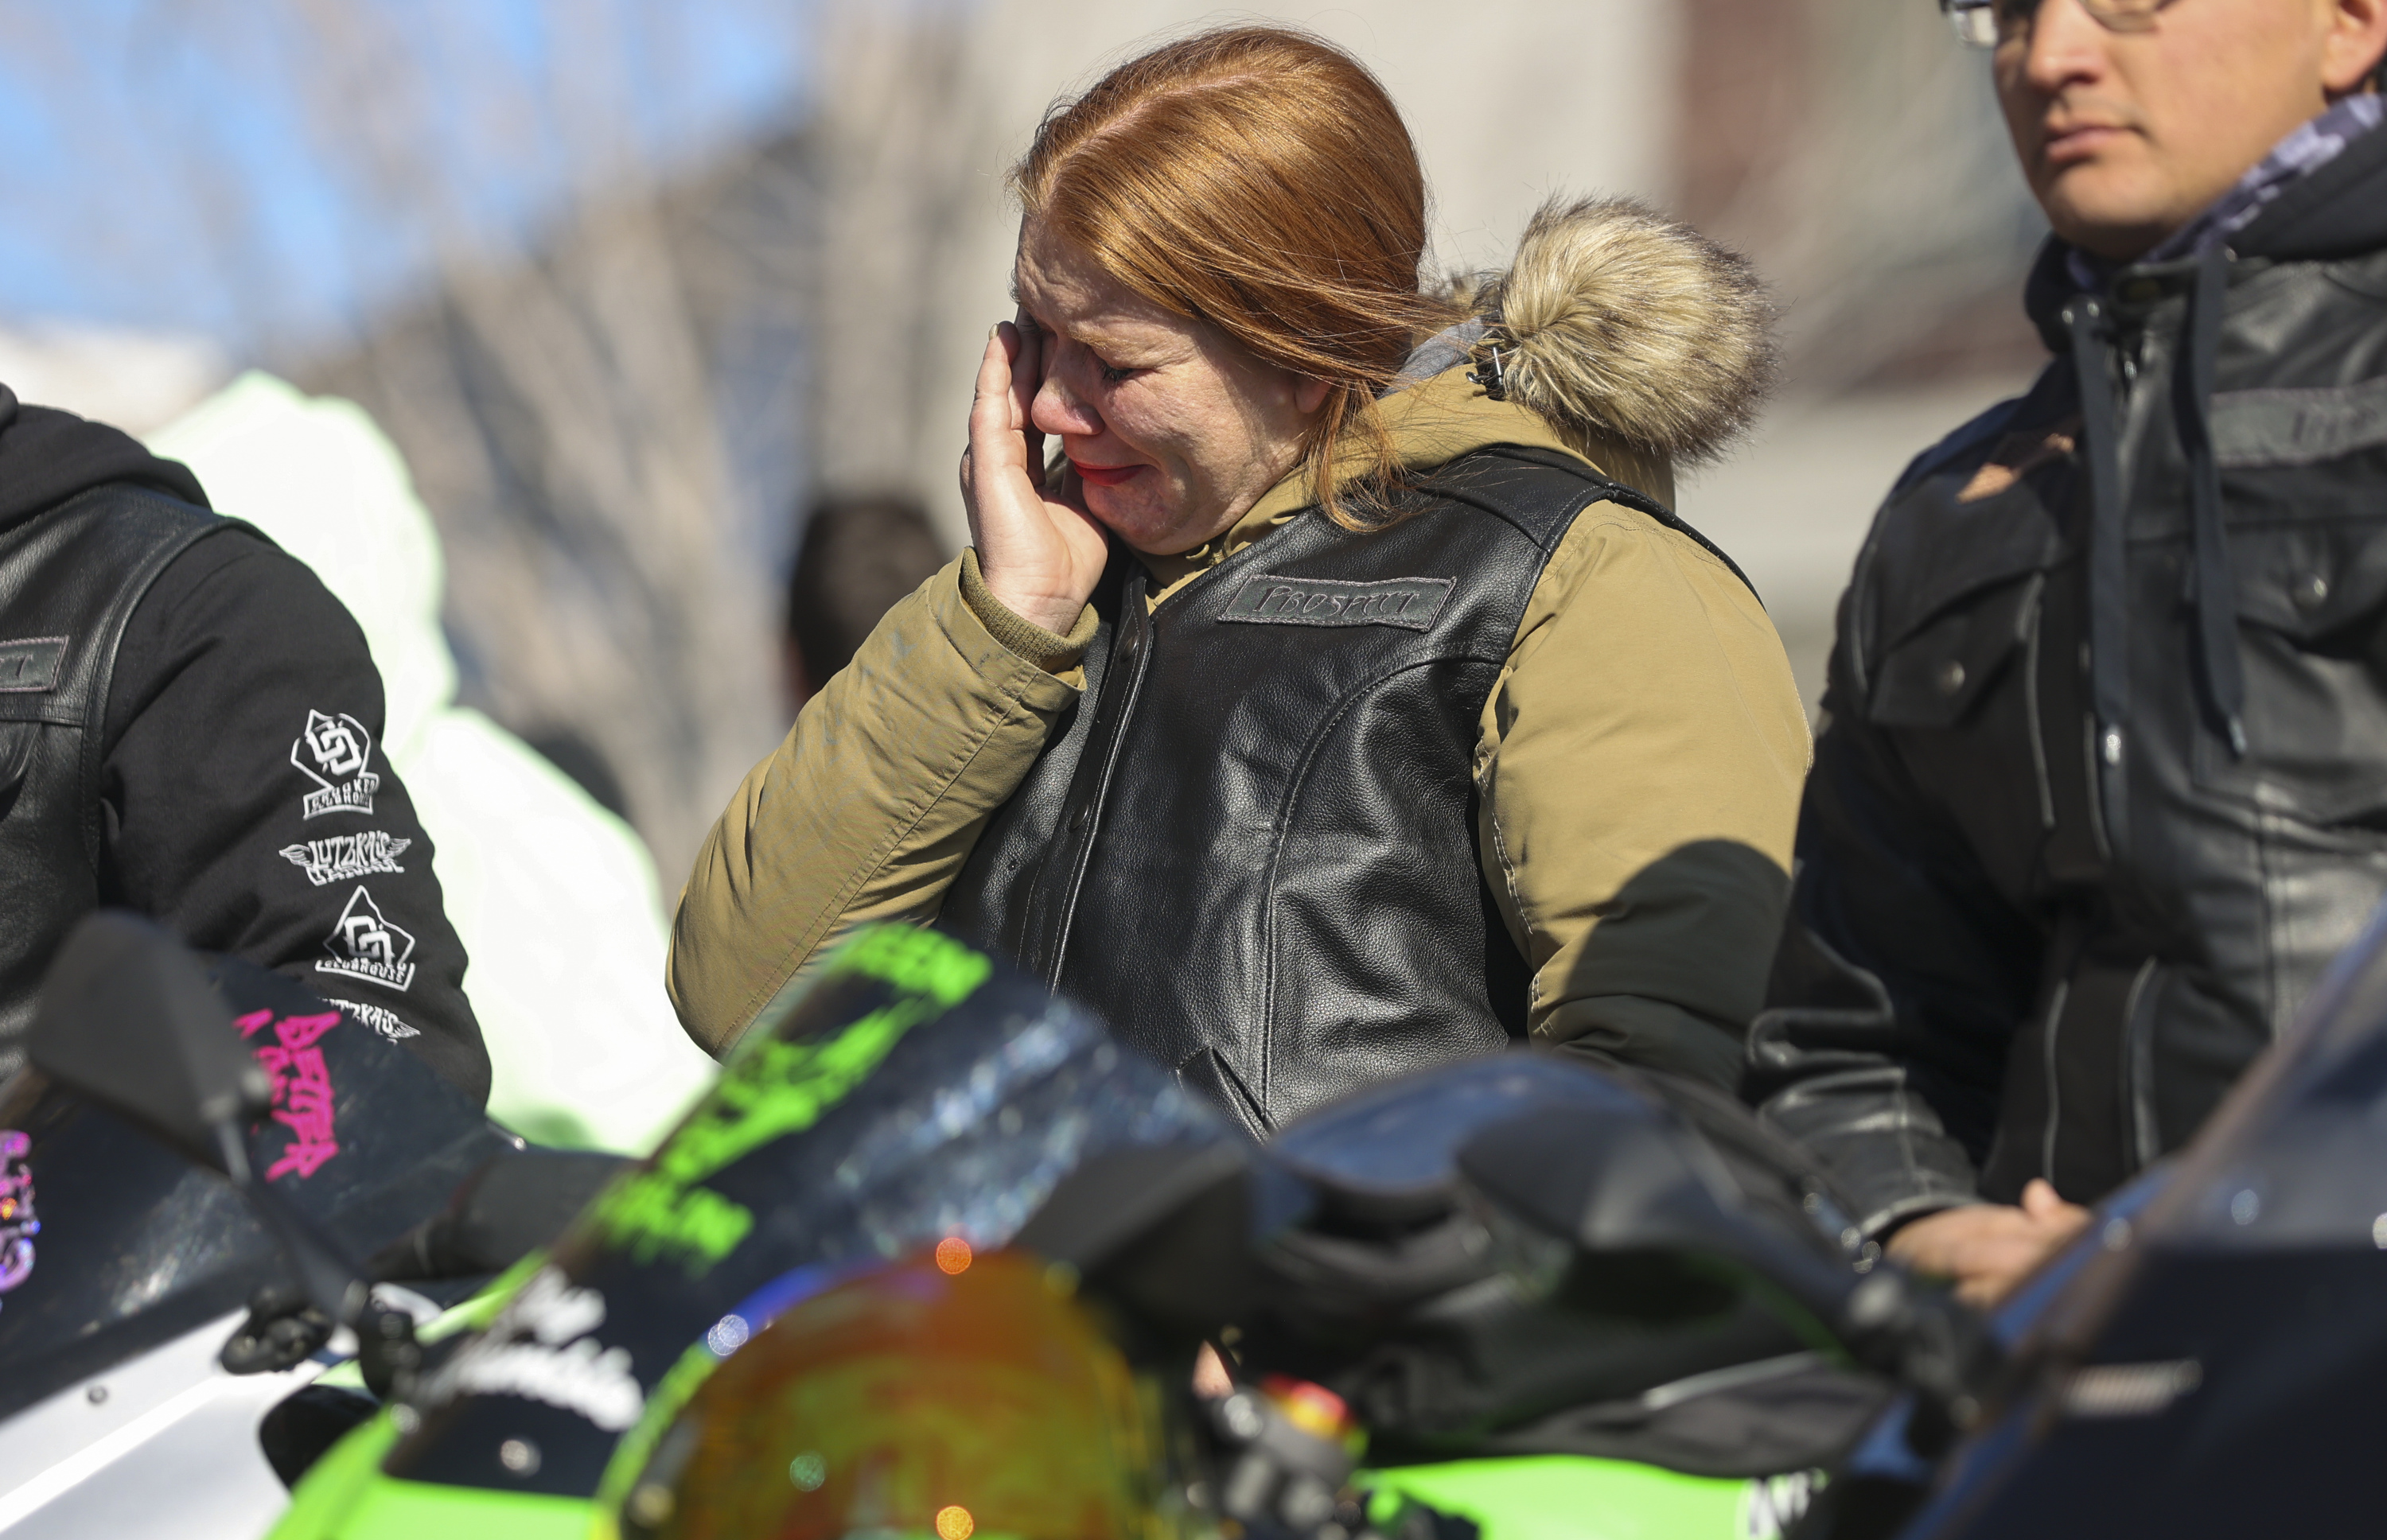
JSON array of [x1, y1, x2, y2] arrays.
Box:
[[99, 531, 491, 1105], [1476, 504, 1811, 1090], [1744, 580, 2040, 1236], [667, 554, 1085, 1053]]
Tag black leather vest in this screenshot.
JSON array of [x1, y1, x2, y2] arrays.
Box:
[[943, 445, 1713, 1135], [0, 487, 234, 1077]]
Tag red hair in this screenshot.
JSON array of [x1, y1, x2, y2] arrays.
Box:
[[1011, 27, 1453, 528]]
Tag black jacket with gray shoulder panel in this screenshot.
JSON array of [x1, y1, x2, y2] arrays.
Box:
[[1748, 127, 2387, 1235]]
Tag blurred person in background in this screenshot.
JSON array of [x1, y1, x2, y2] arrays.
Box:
[[150, 373, 715, 1153], [0, 381, 488, 1100], [672, 27, 1809, 1134], [781, 493, 948, 714], [1750, 0, 2387, 1303]]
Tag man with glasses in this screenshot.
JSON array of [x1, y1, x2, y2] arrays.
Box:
[[1748, 0, 2387, 1305]]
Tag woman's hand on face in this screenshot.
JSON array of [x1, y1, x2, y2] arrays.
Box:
[[960, 318, 1109, 635]]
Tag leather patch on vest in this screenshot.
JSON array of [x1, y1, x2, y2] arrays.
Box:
[[1218, 574, 1454, 631], [0, 637, 66, 694]]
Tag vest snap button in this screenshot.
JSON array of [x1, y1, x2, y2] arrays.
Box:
[[1934, 659, 1967, 695], [2292, 573, 2330, 611]]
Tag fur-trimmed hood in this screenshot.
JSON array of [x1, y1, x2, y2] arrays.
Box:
[[1451, 196, 1776, 468], [1148, 198, 1777, 571]]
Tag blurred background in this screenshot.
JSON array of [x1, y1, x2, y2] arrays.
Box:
[[0, 0, 2051, 883]]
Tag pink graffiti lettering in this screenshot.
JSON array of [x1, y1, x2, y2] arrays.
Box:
[[239, 1010, 344, 1180], [0, 1129, 37, 1297]]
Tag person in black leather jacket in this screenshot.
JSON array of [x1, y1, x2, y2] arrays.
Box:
[[0, 387, 488, 1102], [1748, 0, 2387, 1304]]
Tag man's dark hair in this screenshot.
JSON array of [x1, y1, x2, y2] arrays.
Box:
[[786, 494, 947, 689]]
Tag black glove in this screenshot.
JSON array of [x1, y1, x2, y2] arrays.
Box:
[[219, 1280, 334, 1375]]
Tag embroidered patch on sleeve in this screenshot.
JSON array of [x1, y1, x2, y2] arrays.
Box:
[[279, 830, 412, 886], [290, 709, 382, 818], [0, 637, 66, 694], [325, 996, 421, 1042], [316, 885, 417, 992], [1218, 574, 1455, 630]]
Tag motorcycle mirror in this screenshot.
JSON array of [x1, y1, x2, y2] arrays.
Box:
[[1458, 1104, 1854, 1308], [1457, 1104, 2000, 1440], [29, 912, 391, 1366], [1013, 1138, 1256, 1336], [29, 910, 272, 1174]]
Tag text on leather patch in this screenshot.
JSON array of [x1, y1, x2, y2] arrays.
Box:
[[1219, 574, 1454, 631], [0, 637, 66, 694]]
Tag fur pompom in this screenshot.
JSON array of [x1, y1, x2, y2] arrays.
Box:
[[1466, 197, 1777, 465]]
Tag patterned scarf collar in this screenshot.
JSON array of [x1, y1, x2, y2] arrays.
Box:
[[2070, 92, 2385, 289]]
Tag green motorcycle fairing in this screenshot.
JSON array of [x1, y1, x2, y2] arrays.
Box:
[[267, 926, 1828, 1540], [1369, 1456, 1820, 1540], [264, 924, 1230, 1537]]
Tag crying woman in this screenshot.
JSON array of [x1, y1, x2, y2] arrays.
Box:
[[668, 25, 1808, 1136]]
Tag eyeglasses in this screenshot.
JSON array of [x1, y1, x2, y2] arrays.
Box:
[[1941, 0, 2181, 48]]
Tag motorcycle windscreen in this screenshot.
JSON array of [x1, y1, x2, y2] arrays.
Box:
[[387, 925, 1233, 1507], [0, 957, 508, 1420], [1903, 902, 2387, 1538]]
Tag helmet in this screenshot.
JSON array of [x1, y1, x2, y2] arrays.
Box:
[[614, 1246, 1209, 1540]]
